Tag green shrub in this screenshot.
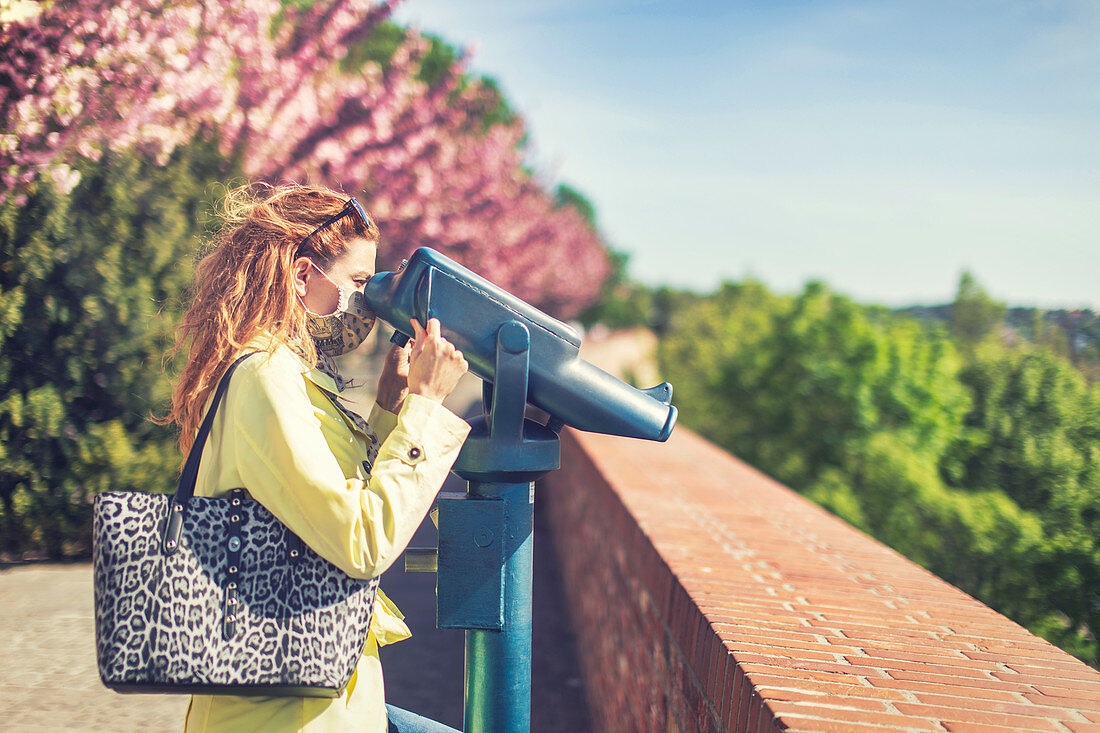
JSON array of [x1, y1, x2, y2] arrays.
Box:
[[0, 138, 231, 558]]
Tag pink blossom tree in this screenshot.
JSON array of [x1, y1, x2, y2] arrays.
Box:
[[0, 0, 608, 316]]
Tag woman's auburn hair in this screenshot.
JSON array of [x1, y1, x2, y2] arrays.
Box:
[[163, 182, 377, 455]]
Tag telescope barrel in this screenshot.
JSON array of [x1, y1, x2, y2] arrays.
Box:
[[363, 248, 676, 442]]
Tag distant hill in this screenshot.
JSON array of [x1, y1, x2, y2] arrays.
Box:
[[896, 304, 1100, 379]]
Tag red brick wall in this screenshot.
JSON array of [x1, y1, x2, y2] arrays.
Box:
[[540, 426, 1100, 733]]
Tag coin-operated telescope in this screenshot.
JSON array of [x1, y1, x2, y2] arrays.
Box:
[[363, 247, 676, 733]]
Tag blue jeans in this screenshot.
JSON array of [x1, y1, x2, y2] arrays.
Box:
[[386, 704, 461, 733]]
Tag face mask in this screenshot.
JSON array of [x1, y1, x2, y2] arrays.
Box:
[[301, 260, 377, 357]]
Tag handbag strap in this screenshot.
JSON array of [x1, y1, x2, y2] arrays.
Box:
[[163, 352, 256, 554]]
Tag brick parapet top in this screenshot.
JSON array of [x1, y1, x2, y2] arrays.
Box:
[[563, 426, 1100, 732]]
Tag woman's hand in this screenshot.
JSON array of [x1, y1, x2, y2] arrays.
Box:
[[375, 342, 411, 413], [407, 318, 469, 403]]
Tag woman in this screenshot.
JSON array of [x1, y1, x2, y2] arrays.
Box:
[[163, 183, 470, 732]]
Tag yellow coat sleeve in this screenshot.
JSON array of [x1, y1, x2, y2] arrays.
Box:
[[226, 351, 470, 580], [366, 401, 399, 444]]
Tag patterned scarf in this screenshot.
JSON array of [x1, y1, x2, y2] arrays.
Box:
[[291, 342, 381, 473]]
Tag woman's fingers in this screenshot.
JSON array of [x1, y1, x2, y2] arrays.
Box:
[[376, 342, 413, 413], [410, 318, 450, 354], [404, 317, 469, 402], [388, 342, 411, 373], [411, 317, 442, 338]]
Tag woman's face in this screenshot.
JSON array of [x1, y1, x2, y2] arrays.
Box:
[[295, 237, 377, 316]]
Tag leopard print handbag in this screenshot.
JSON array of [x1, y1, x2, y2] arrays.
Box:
[[92, 353, 379, 697]]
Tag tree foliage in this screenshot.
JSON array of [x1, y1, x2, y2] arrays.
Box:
[[950, 271, 1006, 350], [0, 139, 229, 557], [947, 346, 1100, 661], [658, 279, 1100, 666], [662, 281, 967, 490]]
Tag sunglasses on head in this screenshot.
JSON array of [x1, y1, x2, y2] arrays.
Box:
[[296, 197, 372, 253]]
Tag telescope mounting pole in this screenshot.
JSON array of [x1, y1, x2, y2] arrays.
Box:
[[450, 320, 560, 733]]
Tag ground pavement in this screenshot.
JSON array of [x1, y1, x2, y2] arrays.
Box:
[[0, 562, 190, 731]]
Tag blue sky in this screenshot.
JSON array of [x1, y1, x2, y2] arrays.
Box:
[[394, 0, 1099, 308]]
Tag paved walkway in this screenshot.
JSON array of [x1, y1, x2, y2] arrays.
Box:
[[0, 563, 189, 731]]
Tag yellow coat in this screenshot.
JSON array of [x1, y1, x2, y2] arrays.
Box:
[[183, 341, 470, 732]]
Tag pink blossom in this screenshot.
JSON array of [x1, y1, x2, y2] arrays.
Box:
[[0, 0, 609, 316]]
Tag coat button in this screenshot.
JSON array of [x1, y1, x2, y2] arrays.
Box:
[[408, 446, 421, 459]]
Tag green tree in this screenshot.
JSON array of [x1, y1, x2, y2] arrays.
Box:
[[944, 345, 1100, 663], [951, 271, 1005, 352], [662, 281, 967, 491], [809, 432, 1049, 633], [0, 138, 231, 558], [574, 249, 682, 332], [763, 284, 968, 488], [657, 279, 785, 450], [343, 21, 518, 134], [554, 184, 597, 229]]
